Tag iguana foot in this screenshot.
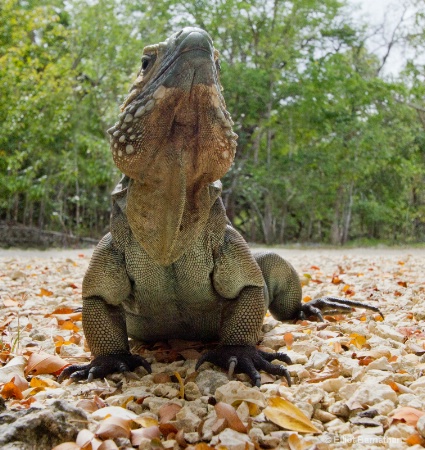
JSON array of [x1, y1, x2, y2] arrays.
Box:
[[299, 297, 384, 322], [196, 345, 292, 387], [58, 352, 151, 383]]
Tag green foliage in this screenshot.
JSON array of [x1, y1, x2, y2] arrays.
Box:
[[1, 0, 425, 245]]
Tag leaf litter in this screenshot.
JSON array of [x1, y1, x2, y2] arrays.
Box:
[[0, 248, 425, 448]]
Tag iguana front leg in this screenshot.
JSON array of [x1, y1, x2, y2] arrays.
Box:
[[196, 228, 292, 386], [195, 287, 292, 387], [59, 234, 151, 382]]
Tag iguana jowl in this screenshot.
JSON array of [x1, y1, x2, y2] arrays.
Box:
[[60, 28, 382, 386]]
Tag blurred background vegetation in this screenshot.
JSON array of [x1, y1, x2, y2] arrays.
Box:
[[1, 0, 425, 246]]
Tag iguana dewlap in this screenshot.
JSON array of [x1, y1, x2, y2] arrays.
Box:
[[60, 28, 381, 387]]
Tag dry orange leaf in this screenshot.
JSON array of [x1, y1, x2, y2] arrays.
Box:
[[391, 407, 425, 426], [284, 333, 294, 350], [302, 295, 312, 303], [25, 352, 70, 376], [131, 426, 161, 446], [288, 432, 306, 450], [59, 321, 80, 332], [406, 434, 425, 446], [37, 288, 53, 297], [215, 402, 247, 433], [349, 333, 367, 349], [264, 397, 320, 433], [30, 376, 56, 388], [174, 371, 185, 399], [332, 276, 343, 285], [1, 378, 23, 400], [310, 265, 320, 270], [398, 281, 408, 288], [96, 416, 131, 440]]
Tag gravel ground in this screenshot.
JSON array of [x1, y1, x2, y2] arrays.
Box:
[[1, 247, 425, 449]]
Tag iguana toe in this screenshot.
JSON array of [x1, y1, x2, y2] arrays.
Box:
[[196, 345, 292, 387]]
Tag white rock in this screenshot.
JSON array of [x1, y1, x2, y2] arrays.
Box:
[[325, 418, 351, 434], [373, 399, 396, 415], [345, 384, 397, 410], [214, 428, 254, 450], [215, 381, 266, 408], [0, 356, 26, 383], [369, 322, 405, 343], [417, 415, 425, 438], [285, 350, 308, 364], [398, 393, 424, 409], [365, 357, 394, 372], [305, 351, 330, 370], [291, 342, 319, 356], [174, 406, 202, 432], [59, 343, 85, 357], [318, 376, 347, 393], [409, 376, 425, 391], [293, 385, 325, 405]]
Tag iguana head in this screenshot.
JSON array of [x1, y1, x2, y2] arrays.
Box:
[[107, 28, 236, 265], [108, 27, 236, 184]]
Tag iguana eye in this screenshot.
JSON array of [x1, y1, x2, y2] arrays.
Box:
[[141, 55, 151, 71]]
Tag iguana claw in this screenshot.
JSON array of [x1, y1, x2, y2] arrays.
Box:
[[196, 345, 292, 387], [58, 352, 151, 382], [299, 296, 384, 322]]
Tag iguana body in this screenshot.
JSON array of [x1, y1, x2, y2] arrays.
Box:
[[61, 28, 381, 386]]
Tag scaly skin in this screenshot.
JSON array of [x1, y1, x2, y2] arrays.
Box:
[[59, 28, 382, 387]]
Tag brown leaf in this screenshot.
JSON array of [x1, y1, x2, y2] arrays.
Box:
[[96, 416, 131, 439], [131, 426, 161, 446], [264, 397, 320, 433], [159, 402, 182, 423], [397, 281, 408, 288], [76, 399, 100, 413], [214, 402, 247, 433], [153, 373, 171, 383], [25, 352, 70, 376], [332, 275, 343, 285], [391, 406, 425, 426], [159, 422, 178, 438], [288, 433, 306, 450]]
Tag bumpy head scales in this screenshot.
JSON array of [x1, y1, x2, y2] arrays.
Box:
[[107, 27, 237, 184], [107, 28, 236, 266]]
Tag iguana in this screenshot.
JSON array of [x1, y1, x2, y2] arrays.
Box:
[[60, 27, 382, 387]]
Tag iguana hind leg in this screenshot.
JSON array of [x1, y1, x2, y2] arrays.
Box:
[[254, 252, 383, 321]]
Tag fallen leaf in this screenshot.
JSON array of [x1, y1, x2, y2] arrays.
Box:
[[1, 378, 24, 400], [133, 416, 159, 428], [97, 440, 119, 450], [349, 333, 367, 349], [76, 399, 101, 413], [215, 402, 247, 433], [51, 443, 80, 450], [264, 397, 320, 433], [288, 432, 305, 450], [406, 434, 425, 446], [37, 288, 53, 297], [91, 406, 138, 420], [397, 281, 408, 288], [25, 352, 69, 376], [76, 429, 95, 448], [284, 333, 294, 350], [332, 276, 343, 285], [159, 402, 182, 423], [173, 371, 185, 399], [96, 416, 131, 439], [391, 407, 425, 426], [131, 426, 161, 446]]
